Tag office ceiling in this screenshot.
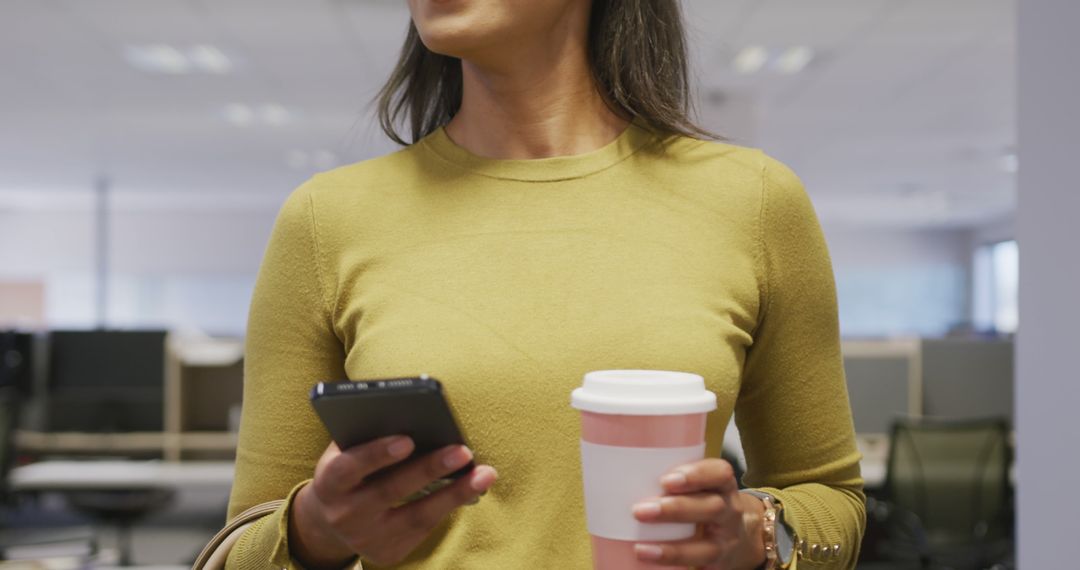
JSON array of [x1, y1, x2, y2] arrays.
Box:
[[0, 0, 1015, 228]]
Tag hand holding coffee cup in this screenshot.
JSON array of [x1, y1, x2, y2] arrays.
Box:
[[631, 458, 767, 568], [572, 370, 765, 570]]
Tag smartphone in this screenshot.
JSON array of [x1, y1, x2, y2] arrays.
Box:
[[310, 375, 474, 489]]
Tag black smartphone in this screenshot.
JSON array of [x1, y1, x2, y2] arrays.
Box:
[[310, 375, 474, 487]]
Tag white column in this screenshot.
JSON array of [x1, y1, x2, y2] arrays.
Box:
[[1016, 0, 1080, 566]]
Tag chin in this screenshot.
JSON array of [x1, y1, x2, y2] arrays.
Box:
[[410, 1, 510, 59], [416, 23, 484, 58]]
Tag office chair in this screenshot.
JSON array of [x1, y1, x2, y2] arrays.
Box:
[[872, 417, 1013, 570]]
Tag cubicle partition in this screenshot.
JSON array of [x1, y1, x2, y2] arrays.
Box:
[[843, 337, 1014, 432], [921, 338, 1014, 421], [843, 339, 922, 436], [164, 336, 244, 461], [841, 337, 1014, 493]]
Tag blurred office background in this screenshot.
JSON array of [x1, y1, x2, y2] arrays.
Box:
[[2, 0, 1069, 568]]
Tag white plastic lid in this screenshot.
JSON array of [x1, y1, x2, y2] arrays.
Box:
[[571, 370, 718, 415]]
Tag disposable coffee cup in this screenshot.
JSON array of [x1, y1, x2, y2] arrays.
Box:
[[571, 370, 717, 570]]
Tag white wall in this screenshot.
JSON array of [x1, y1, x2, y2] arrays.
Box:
[[823, 226, 972, 337], [1016, 0, 1080, 565], [2, 193, 980, 338], [826, 226, 973, 267], [0, 191, 279, 333]]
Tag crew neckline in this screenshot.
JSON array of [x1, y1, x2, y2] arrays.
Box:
[[419, 120, 657, 182]]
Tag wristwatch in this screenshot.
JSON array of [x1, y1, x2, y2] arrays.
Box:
[[741, 490, 795, 569]]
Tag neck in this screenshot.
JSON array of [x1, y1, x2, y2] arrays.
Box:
[[444, 21, 629, 160]]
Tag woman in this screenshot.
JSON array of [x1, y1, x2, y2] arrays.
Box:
[[225, 0, 865, 568]]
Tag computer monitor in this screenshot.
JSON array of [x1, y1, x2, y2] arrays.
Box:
[[46, 330, 167, 432], [1, 332, 34, 484], [1, 331, 34, 394]]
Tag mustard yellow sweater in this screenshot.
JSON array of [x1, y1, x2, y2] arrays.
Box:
[[226, 123, 865, 569]]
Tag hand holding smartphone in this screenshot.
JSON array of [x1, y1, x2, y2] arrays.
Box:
[[310, 375, 475, 484], [293, 375, 497, 568]]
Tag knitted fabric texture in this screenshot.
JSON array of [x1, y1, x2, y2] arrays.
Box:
[[226, 123, 865, 569]]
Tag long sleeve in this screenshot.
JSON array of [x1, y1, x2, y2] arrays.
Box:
[[212, 127, 865, 568], [225, 180, 349, 569], [736, 155, 866, 568]]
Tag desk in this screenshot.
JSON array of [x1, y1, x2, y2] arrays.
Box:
[[14, 430, 238, 459], [857, 434, 890, 490], [10, 460, 235, 492], [11, 461, 235, 566]]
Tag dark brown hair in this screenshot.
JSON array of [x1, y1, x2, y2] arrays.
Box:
[[375, 0, 716, 145]]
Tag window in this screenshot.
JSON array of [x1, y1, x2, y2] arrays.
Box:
[[973, 240, 1019, 334]]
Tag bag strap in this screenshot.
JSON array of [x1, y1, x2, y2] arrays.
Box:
[[193, 499, 287, 570]]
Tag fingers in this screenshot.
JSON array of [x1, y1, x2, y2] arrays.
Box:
[[660, 458, 738, 497], [633, 492, 735, 524], [302, 439, 495, 569], [384, 465, 498, 536], [313, 436, 416, 498], [634, 539, 730, 567], [358, 444, 476, 511], [632, 460, 751, 568]]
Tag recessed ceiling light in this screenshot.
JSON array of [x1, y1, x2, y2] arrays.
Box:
[[125, 43, 234, 75], [774, 46, 814, 74], [223, 104, 297, 127], [188, 45, 233, 74], [125, 44, 191, 74], [223, 104, 255, 126], [260, 105, 293, 126], [733, 46, 769, 74]]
